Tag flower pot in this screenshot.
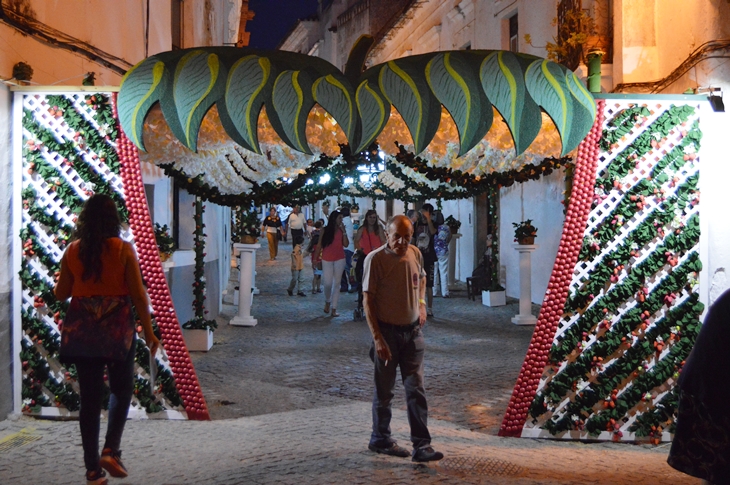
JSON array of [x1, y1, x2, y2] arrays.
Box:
[[159, 252, 172, 262], [183, 328, 213, 352], [482, 290, 506, 307], [241, 235, 258, 244], [517, 237, 535, 245]]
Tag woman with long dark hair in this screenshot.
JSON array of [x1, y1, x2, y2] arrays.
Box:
[[314, 210, 349, 317], [55, 194, 160, 485], [353, 210, 386, 318]]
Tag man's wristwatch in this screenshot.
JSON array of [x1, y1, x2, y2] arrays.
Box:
[[418, 299, 426, 305]]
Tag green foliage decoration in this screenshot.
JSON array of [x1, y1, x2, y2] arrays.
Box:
[[119, 46, 596, 158], [525, 101, 703, 440]]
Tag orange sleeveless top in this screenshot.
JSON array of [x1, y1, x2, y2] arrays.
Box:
[[65, 238, 130, 297]]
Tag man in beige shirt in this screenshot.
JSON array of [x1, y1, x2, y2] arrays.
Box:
[[362, 215, 444, 463]]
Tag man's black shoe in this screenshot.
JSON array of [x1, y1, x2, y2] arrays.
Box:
[[368, 443, 410, 458], [412, 446, 444, 462]]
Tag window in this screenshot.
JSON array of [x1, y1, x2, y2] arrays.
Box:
[[509, 14, 518, 52], [144, 184, 155, 225], [172, 0, 183, 50], [173, 180, 195, 250]]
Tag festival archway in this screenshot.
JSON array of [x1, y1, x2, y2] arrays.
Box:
[[111, 39, 608, 426]]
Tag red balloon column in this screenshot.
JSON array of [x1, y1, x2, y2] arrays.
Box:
[[498, 99, 606, 437], [112, 94, 210, 421]]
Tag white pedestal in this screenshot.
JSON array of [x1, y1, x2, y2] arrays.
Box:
[[448, 233, 461, 286], [511, 244, 538, 326], [231, 243, 260, 326]]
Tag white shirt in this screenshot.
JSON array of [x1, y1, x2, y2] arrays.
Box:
[[288, 212, 306, 231]]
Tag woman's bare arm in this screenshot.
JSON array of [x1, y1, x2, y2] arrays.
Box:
[[122, 243, 160, 354]]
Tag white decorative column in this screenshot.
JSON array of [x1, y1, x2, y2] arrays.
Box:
[[511, 244, 538, 326], [231, 243, 260, 326], [448, 233, 461, 286], [251, 248, 259, 294]]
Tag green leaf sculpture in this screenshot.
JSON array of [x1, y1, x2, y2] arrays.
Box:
[[118, 38, 596, 157]]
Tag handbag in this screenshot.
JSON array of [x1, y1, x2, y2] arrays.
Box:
[[59, 295, 136, 364]]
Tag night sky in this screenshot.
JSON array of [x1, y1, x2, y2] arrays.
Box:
[[247, 0, 320, 50]]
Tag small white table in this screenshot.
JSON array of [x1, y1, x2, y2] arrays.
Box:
[[511, 244, 538, 326], [230, 243, 260, 326]]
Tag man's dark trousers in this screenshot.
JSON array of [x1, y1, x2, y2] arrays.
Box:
[[370, 322, 431, 450]]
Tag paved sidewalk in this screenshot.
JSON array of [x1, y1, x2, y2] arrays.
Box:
[[0, 240, 698, 484], [0, 403, 695, 484]]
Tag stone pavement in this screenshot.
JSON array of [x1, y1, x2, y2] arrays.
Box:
[[0, 239, 698, 484]]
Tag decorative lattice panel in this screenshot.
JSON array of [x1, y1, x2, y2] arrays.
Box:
[[17, 92, 207, 419], [501, 98, 702, 442]]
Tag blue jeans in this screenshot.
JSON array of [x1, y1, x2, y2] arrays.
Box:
[[76, 339, 136, 471], [341, 249, 354, 291], [370, 322, 431, 450]]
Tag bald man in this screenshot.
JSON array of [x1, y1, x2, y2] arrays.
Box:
[[362, 215, 444, 463]]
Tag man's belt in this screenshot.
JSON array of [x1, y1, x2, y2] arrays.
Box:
[[378, 320, 419, 331]]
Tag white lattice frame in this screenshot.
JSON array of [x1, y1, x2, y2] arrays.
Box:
[[522, 99, 701, 441], [13, 92, 181, 418]]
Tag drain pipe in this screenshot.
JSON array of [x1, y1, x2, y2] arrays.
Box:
[[586, 49, 605, 93]]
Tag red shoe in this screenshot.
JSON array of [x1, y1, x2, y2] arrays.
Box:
[[85, 469, 108, 485], [100, 448, 128, 478]]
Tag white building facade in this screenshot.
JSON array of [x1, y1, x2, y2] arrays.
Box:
[[280, 0, 730, 303]]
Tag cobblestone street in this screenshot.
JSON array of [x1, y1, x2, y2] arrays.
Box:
[[0, 241, 697, 484]]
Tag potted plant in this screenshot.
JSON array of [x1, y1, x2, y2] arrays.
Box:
[[351, 202, 359, 213], [239, 208, 261, 244], [513, 219, 538, 245], [182, 317, 218, 352], [154, 223, 174, 261], [482, 282, 506, 307], [444, 215, 461, 234], [480, 234, 506, 306]]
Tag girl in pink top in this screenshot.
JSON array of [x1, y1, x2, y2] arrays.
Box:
[[354, 210, 387, 317], [314, 210, 349, 317]]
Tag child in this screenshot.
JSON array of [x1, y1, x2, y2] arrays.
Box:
[[287, 235, 306, 297], [305, 221, 323, 294]]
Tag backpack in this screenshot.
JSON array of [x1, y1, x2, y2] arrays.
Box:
[[414, 222, 431, 254], [416, 231, 431, 253]]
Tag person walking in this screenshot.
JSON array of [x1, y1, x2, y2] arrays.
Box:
[[362, 214, 444, 463], [288, 205, 307, 243], [432, 211, 452, 298], [54, 194, 161, 485], [287, 235, 307, 297], [305, 220, 323, 294], [667, 289, 730, 484], [353, 209, 386, 318], [412, 204, 438, 316], [261, 207, 284, 261], [314, 210, 348, 317]]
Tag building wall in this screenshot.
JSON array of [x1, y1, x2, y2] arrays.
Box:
[[614, 0, 730, 91], [0, 0, 172, 85]]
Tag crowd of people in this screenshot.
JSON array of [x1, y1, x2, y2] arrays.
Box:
[[261, 204, 456, 319]]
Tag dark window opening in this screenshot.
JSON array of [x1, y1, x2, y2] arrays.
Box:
[[509, 14, 518, 52], [172, 0, 183, 50]]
